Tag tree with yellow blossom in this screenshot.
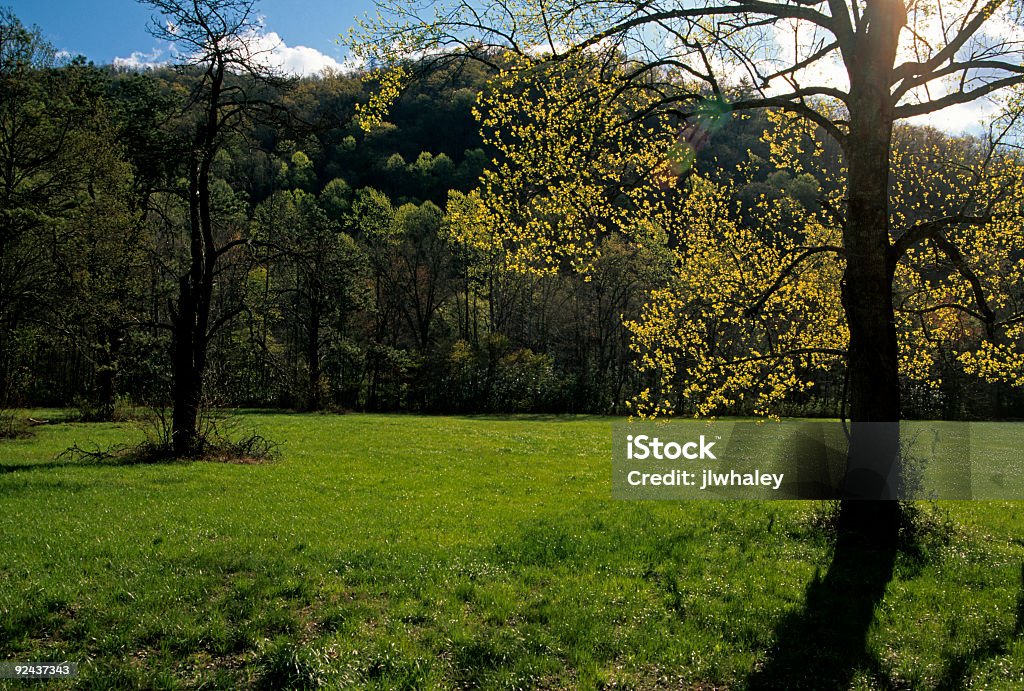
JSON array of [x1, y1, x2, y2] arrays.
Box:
[[350, 0, 1024, 541]]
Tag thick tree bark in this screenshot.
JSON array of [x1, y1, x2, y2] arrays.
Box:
[[837, 0, 907, 542]]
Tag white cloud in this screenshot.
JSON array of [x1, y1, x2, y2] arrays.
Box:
[[905, 97, 1001, 136], [113, 26, 345, 77], [338, 52, 366, 73], [237, 30, 345, 77], [113, 47, 168, 70]]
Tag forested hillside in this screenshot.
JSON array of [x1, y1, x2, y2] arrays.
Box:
[[1, 6, 1020, 423]]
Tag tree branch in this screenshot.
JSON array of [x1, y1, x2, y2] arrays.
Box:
[[719, 347, 848, 368], [890, 0, 1008, 86], [745, 245, 845, 317], [732, 97, 848, 149], [895, 74, 1024, 119], [888, 214, 991, 266], [890, 224, 998, 339]]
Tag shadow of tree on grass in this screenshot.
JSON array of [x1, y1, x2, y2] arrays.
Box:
[[748, 536, 897, 690], [750, 539, 1024, 690], [0, 456, 185, 474]]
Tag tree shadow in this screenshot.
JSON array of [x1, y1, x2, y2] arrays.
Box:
[[0, 461, 67, 474], [1017, 562, 1024, 637], [931, 562, 1024, 691], [0, 458, 185, 474], [747, 535, 897, 690], [751, 540, 1024, 690], [0, 450, 188, 474]]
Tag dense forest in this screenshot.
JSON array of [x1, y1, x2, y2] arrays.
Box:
[[0, 5, 1020, 430]]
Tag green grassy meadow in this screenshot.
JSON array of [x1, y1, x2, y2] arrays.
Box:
[[1, 412, 1023, 689]]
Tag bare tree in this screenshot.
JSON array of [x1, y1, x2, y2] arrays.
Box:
[[142, 0, 283, 455]]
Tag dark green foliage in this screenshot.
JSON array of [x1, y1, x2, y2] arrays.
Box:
[[0, 6, 1019, 418]]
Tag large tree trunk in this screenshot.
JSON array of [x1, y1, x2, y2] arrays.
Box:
[[837, 0, 908, 543]]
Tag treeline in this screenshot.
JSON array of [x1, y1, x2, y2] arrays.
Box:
[[0, 9, 669, 418], [0, 8, 1015, 420]]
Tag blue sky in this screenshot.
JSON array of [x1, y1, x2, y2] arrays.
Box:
[[3, 0, 996, 132], [6, 0, 376, 74]]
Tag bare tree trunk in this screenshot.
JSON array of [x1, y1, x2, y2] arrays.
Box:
[[171, 63, 221, 456], [171, 274, 202, 455], [171, 158, 214, 457], [837, 0, 907, 543]]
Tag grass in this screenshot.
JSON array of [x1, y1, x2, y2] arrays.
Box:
[[0, 412, 1023, 689]]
